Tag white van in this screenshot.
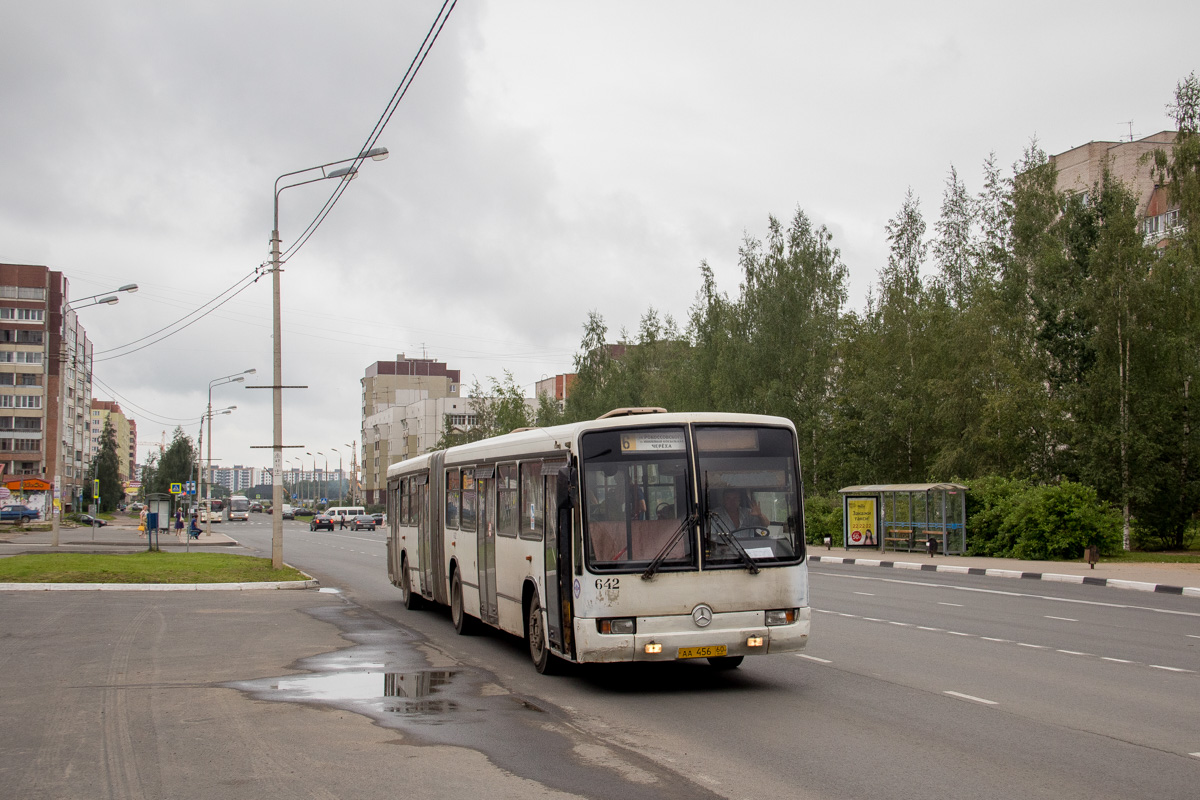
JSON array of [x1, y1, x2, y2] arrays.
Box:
[[326, 506, 366, 525]]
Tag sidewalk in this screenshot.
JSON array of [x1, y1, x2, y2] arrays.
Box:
[[0, 515, 241, 553], [810, 547, 1200, 597]]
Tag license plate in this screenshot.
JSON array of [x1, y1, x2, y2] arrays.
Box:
[[677, 645, 727, 659]]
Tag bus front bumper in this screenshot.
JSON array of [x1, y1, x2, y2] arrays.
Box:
[[572, 607, 810, 663]]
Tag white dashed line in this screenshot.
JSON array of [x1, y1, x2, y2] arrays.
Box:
[[1056, 650, 1092, 657], [1045, 616, 1078, 622], [945, 691, 998, 705], [1018, 643, 1047, 649], [854, 592, 876, 596], [797, 654, 832, 663], [1150, 665, 1194, 673], [938, 602, 963, 607], [1102, 657, 1134, 664]]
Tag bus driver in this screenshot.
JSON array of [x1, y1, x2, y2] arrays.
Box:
[[713, 488, 769, 531]]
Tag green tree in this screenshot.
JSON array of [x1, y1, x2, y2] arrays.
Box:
[[148, 427, 197, 498], [84, 417, 123, 512]]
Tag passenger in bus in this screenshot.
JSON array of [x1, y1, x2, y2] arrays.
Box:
[[712, 488, 769, 531]]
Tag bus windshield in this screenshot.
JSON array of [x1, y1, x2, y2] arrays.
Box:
[[581, 426, 694, 572], [229, 497, 250, 512], [696, 425, 804, 568]]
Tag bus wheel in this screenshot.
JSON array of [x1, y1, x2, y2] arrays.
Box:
[[451, 569, 476, 635], [400, 556, 423, 611], [527, 594, 562, 675], [707, 655, 744, 670]]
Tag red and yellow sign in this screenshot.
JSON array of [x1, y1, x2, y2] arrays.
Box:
[[6, 478, 51, 491]]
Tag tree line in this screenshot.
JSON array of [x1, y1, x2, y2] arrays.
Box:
[[554, 73, 1200, 552]]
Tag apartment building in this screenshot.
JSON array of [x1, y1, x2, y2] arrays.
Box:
[[361, 354, 460, 505], [90, 400, 135, 483], [1050, 130, 1182, 245], [0, 263, 94, 512]]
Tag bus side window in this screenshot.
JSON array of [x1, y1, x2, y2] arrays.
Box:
[[446, 468, 460, 529]]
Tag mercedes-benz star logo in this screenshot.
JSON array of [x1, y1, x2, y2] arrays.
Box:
[[692, 604, 713, 627]]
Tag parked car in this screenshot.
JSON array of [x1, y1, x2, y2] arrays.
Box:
[[1, 504, 41, 523], [309, 513, 334, 531], [281, 504, 294, 520], [77, 514, 107, 527], [350, 514, 376, 531], [128, 502, 145, 513]]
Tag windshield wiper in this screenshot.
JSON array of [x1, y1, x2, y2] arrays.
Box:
[[706, 511, 761, 575], [641, 512, 698, 581]]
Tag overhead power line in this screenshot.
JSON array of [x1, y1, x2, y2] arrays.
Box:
[[280, 0, 458, 263]]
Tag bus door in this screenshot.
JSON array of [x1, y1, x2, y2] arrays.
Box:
[[415, 474, 434, 598], [544, 461, 576, 657], [475, 468, 498, 625]]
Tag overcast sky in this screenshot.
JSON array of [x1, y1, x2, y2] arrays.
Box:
[[2, 1, 1196, 475]]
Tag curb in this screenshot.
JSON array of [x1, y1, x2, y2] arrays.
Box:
[[808, 555, 1200, 598], [0, 579, 320, 591]]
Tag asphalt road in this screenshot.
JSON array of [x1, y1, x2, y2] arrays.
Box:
[[218, 517, 1200, 800]]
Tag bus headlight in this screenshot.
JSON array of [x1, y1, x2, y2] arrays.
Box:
[[765, 608, 796, 626], [597, 618, 636, 635]]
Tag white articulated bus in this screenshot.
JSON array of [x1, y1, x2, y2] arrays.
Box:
[[386, 408, 810, 673]]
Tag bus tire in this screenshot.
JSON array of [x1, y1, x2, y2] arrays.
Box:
[[707, 655, 744, 670], [400, 556, 423, 611], [527, 593, 563, 675], [450, 569, 477, 635]]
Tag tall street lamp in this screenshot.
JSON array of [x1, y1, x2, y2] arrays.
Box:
[[330, 447, 341, 504], [206, 369, 255, 536], [266, 147, 388, 569], [197, 406, 234, 526], [50, 282, 138, 547], [317, 451, 327, 508], [346, 442, 357, 504]]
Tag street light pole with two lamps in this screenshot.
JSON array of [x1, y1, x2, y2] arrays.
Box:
[[264, 147, 389, 568], [50, 283, 138, 547], [206, 369, 255, 535]]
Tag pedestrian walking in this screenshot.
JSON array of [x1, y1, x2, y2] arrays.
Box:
[[139, 507, 148, 538], [174, 508, 184, 540]]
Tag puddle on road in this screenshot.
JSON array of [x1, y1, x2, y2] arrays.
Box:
[[266, 669, 461, 719]]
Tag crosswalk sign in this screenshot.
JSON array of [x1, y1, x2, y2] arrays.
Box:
[[170, 482, 183, 495]]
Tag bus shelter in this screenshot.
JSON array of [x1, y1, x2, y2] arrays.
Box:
[[838, 483, 967, 555]]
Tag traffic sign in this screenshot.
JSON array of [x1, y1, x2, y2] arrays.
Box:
[[93, 479, 100, 500], [170, 482, 183, 495]]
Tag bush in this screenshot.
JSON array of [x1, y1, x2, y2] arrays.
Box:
[[964, 476, 1031, 556], [998, 481, 1122, 559], [804, 493, 843, 547]]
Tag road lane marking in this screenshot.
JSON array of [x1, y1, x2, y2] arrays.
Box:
[[813, 607, 1192, 673], [938, 602, 963, 607], [945, 691, 997, 705], [812, 570, 1200, 617], [1045, 616, 1078, 622], [797, 654, 832, 663], [854, 591, 875, 596]]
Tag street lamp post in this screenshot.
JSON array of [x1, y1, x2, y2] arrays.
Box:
[[196, 406, 234, 528], [206, 369, 255, 536], [317, 451, 327, 508], [330, 448, 341, 505], [267, 147, 388, 569], [50, 283, 137, 547], [344, 442, 356, 504]]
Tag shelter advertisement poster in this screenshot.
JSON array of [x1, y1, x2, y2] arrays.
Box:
[[845, 497, 877, 548]]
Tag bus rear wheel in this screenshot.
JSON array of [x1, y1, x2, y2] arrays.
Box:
[[451, 569, 477, 635], [400, 556, 423, 610], [527, 594, 563, 675]]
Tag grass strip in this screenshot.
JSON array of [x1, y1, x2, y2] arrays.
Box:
[[0, 552, 308, 584]]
